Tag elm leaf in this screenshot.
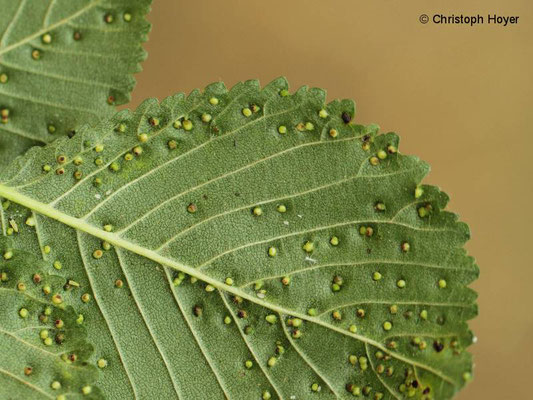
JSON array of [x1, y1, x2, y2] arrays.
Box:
[[0, 78, 478, 399]]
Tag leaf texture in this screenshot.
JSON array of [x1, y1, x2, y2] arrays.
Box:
[[0, 78, 479, 399], [0, 0, 152, 168], [0, 237, 102, 399]]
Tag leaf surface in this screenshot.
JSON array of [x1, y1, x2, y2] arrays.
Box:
[[0, 78, 478, 399], [0, 0, 151, 168]]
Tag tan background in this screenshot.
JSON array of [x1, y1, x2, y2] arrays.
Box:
[[127, 1, 533, 398]]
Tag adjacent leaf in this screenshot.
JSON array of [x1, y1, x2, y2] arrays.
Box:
[[0, 237, 102, 399], [0, 0, 152, 168], [0, 78, 478, 399]]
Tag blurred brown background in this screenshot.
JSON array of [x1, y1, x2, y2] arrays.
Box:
[[127, 1, 533, 398]]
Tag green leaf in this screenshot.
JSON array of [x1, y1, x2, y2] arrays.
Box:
[[0, 78, 478, 399], [0, 0, 152, 169]]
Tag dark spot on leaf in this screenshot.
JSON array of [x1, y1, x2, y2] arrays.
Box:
[[341, 112, 352, 124]]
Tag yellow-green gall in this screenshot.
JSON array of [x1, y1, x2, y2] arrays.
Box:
[[19, 308, 28, 318], [420, 310, 428, 320], [209, 97, 219, 105], [242, 107, 252, 117], [268, 247, 277, 257], [383, 321, 392, 331], [292, 329, 302, 339], [183, 119, 193, 131], [332, 310, 342, 320], [397, 279, 406, 288], [438, 279, 447, 288], [375, 202, 386, 211], [311, 383, 321, 392], [42, 33, 52, 44], [0, 73, 8, 83], [40, 330, 49, 339], [116, 123, 127, 133], [267, 357, 277, 367], [415, 186, 424, 198], [97, 358, 108, 368], [401, 242, 410, 252], [82, 385, 92, 395], [201, 113, 212, 123], [265, 314, 277, 324], [418, 206, 429, 218], [349, 355, 358, 365], [349, 324, 357, 333], [318, 109, 328, 118], [377, 150, 387, 160], [252, 206, 263, 216], [329, 236, 339, 246], [369, 156, 379, 166], [94, 144, 104, 153], [205, 284, 215, 292], [224, 315, 232, 325], [76, 314, 84, 324], [288, 318, 302, 327], [53, 260, 62, 270], [278, 125, 287, 134], [167, 140, 178, 150], [305, 122, 314, 131], [54, 319, 64, 329], [302, 241, 314, 253], [245, 360, 253, 369], [390, 304, 398, 314], [3, 250, 13, 260], [276, 204, 286, 213], [262, 390, 272, 400], [51, 381, 61, 390], [138, 133, 148, 143], [307, 308, 317, 316]]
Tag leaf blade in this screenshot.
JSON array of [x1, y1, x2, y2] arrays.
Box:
[[0, 78, 478, 399]]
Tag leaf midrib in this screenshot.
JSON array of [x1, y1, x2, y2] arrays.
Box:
[[0, 183, 459, 388]]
